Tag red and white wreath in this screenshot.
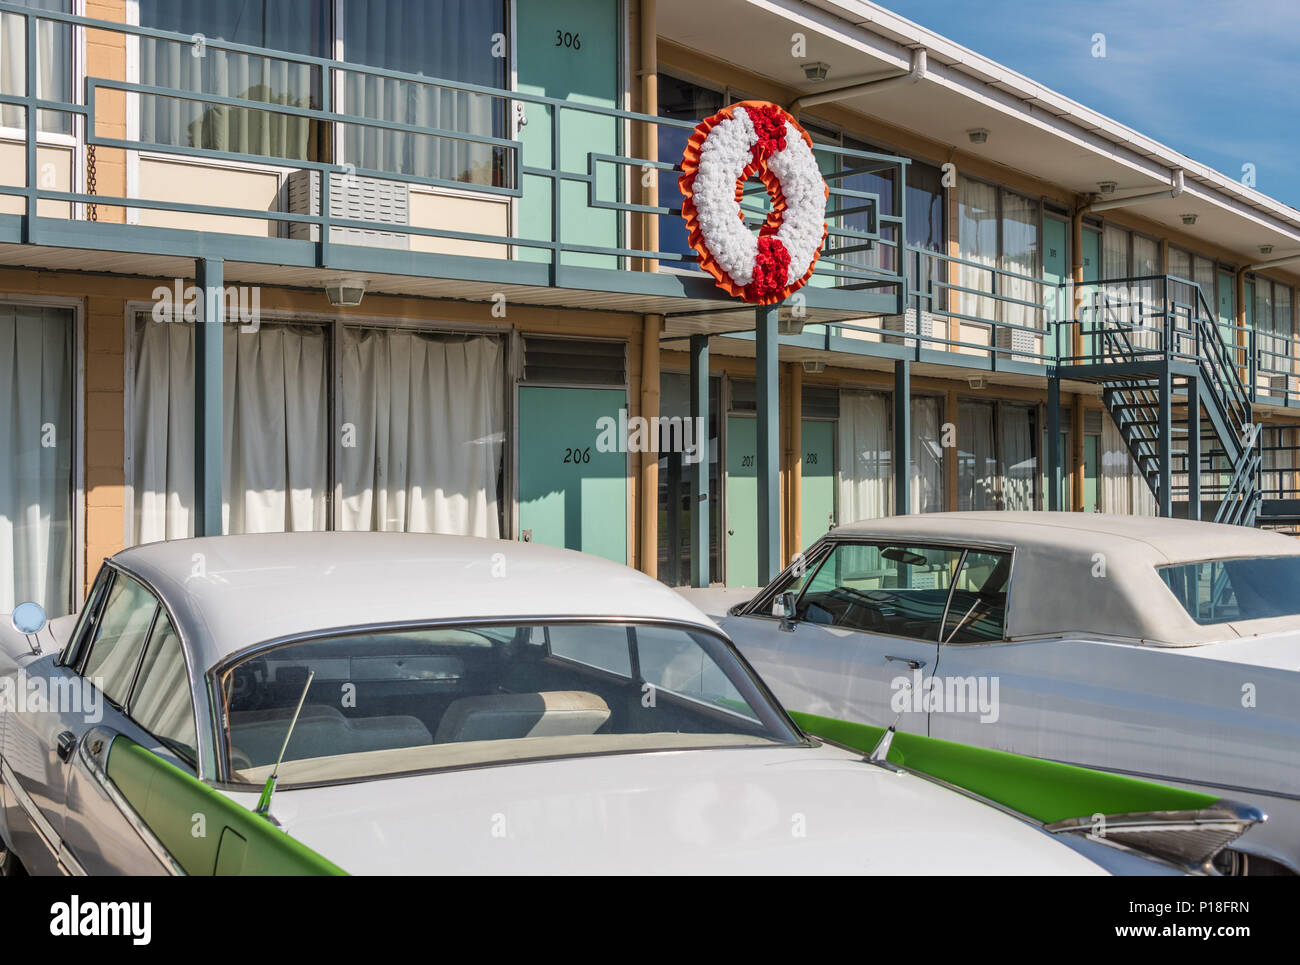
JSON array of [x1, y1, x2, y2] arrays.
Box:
[[679, 101, 828, 304]]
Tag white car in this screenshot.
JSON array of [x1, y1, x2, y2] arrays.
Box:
[[0, 532, 1244, 875], [702, 512, 1300, 875]]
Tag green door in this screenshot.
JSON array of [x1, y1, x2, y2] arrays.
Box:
[[725, 415, 758, 587], [516, 0, 620, 268], [1217, 270, 1237, 353], [1081, 227, 1101, 359], [800, 420, 835, 550], [517, 386, 627, 563], [1043, 215, 1069, 358]]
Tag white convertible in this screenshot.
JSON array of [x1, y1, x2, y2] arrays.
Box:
[[0, 532, 1243, 875], [701, 512, 1300, 875]]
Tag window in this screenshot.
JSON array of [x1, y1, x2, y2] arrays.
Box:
[[218, 621, 796, 785], [657, 74, 725, 265], [957, 178, 1043, 330], [0, 0, 74, 135], [942, 549, 1011, 643], [1160, 555, 1300, 625], [1, 302, 75, 616], [657, 371, 721, 586], [958, 399, 1039, 511], [837, 391, 944, 520], [128, 611, 198, 764], [80, 573, 158, 708], [795, 542, 965, 640], [135, 0, 510, 183], [1255, 277, 1295, 381], [130, 315, 505, 542]]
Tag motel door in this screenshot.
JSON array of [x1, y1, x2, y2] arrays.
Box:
[[1080, 227, 1101, 359], [1042, 214, 1069, 359], [725, 415, 758, 587], [1217, 270, 1237, 355], [799, 419, 835, 551], [516, 386, 627, 564]]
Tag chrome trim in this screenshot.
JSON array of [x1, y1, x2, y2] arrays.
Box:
[[1048, 758, 1300, 803], [0, 756, 60, 860], [77, 727, 184, 876]]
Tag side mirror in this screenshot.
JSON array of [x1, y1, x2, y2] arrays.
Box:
[[11, 601, 47, 655], [773, 592, 798, 632]]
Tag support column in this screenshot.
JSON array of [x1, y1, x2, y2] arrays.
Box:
[[1047, 376, 1063, 511], [787, 362, 802, 561], [1071, 396, 1085, 511], [194, 258, 224, 537], [1159, 363, 1173, 517], [894, 359, 911, 515], [1187, 375, 1202, 520], [756, 307, 780, 583], [639, 314, 662, 578], [689, 333, 710, 588]]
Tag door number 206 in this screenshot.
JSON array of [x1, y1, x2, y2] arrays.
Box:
[[564, 447, 592, 464]]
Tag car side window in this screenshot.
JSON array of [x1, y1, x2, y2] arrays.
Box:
[[796, 542, 965, 640], [128, 610, 199, 764], [941, 550, 1012, 644], [60, 565, 113, 667], [80, 572, 159, 709]]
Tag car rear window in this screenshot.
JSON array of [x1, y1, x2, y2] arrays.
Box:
[[218, 621, 798, 787], [1159, 555, 1300, 625]]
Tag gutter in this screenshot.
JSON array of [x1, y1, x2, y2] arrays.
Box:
[[789, 46, 926, 112]]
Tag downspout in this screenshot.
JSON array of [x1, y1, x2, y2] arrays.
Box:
[[640, 0, 658, 274], [789, 47, 927, 113]]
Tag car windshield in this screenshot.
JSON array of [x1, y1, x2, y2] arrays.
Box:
[[218, 621, 798, 786], [1159, 555, 1300, 625]]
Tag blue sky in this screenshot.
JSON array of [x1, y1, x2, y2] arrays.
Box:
[[879, 0, 1300, 211]]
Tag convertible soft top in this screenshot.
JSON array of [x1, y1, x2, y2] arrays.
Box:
[[112, 532, 719, 670], [827, 512, 1300, 644]]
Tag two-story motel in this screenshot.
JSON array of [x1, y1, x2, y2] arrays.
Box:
[[3, 0, 1300, 620]]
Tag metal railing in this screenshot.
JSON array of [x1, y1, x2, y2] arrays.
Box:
[[0, 2, 906, 308]]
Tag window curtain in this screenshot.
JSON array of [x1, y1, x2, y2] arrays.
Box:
[[0, 0, 71, 134], [999, 404, 1036, 511], [341, 0, 506, 185], [836, 390, 891, 522], [0, 304, 73, 615], [339, 328, 503, 537], [1132, 234, 1161, 348], [957, 178, 998, 328], [1000, 191, 1040, 333], [910, 396, 944, 513], [137, 0, 326, 161], [958, 401, 997, 510], [132, 318, 330, 542], [1100, 413, 1156, 515]]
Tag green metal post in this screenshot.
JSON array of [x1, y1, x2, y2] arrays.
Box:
[[1047, 375, 1063, 511], [689, 333, 710, 588], [894, 359, 911, 515], [1158, 362, 1173, 518], [195, 258, 224, 537], [756, 306, 780, 583], [1187, 375, 1201, 520]]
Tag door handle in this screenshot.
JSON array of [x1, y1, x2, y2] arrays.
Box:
[[885, 655, 926, 670], [56, 731, 77, 763]]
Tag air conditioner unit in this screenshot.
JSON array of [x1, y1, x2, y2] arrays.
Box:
[[1265, 374, 1290, 397], [881, 308, 938, 348], [285, 170, 410, 249], [995, 323, 1039, 363]]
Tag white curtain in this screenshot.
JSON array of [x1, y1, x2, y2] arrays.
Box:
[[0, 303, 73, 615], [837, 390, 890, 522], [339, 328, 503, 536], [0, 1, 70, 134], [910, 396, 944, 513], [958, 401, 997, 510], [1000, 404, 1036, 510], [1000, 191, 1040, 334], [1100, 413, 1156, 515], [958, 178, 998, 328], [132, 318, 330, 542]]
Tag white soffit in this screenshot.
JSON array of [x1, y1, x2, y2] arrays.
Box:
[[657, 0, 1300, 254]]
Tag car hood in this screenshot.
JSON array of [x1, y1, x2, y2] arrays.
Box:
[[245, 744, 1107, 875]]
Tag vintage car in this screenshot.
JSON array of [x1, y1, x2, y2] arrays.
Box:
[[0, 532, 1258, 875], [697, 512, 1300, 875]]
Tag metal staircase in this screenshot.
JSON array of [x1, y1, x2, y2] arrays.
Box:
[[1056, 276, 1261, 525]]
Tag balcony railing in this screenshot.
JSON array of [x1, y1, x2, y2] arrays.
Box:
[[0, 2, 906, 316]]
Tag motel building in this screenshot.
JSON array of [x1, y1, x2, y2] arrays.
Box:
[[4, 0, 1300, 623]]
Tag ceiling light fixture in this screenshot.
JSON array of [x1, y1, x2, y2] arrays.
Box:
[[802, 359, 826, 374], [1180, 213, 1198, 226], [802, 61, 830, 82], [325, 279, 366, 307], [967, 128, 989, 145], [1097, 181, 1118, 195]]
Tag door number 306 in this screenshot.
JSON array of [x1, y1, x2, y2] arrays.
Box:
[[555, 30, 581, 49]]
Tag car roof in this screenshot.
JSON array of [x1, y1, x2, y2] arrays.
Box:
[[825, 512, 1300, 644], [111, 533, 718, 670]]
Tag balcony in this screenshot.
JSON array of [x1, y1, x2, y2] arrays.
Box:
[[0, 2, 915, 337]]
